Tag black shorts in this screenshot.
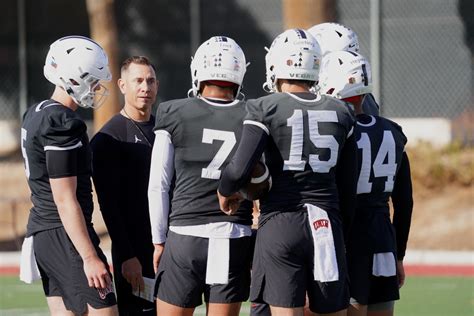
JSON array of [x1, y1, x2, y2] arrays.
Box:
[[347, 253, 400, 305], [34, 226, 117, 315], [155, 230, 252, 308], [250, 211, 349, 314]]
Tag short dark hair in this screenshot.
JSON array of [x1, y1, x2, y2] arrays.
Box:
[[120, 56, 156, 74]]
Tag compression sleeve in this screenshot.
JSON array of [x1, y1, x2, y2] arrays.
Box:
[[148, 130, 174, 244], [391, 152, 414, 260], [46, 150, 79, 178], [218, 123, 268, 197], [336, 134, 358, 243]]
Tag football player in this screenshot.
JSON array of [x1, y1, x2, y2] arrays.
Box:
[[307, 22, 381, 117], [318, 50, 414, 316], [20, 36, 117, 315], [218, 29, 358, 316], [91, 56, 158, 315], [148, 36, 254, 316]]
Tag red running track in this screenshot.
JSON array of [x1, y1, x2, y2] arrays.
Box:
[[1, 264, 473, 276]]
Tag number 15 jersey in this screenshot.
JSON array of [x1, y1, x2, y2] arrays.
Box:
[[244, 92, 356, 220]]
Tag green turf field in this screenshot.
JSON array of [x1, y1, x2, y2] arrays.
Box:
[[0, 276, 472, 315]]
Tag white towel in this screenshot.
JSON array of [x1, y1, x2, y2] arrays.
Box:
[[305, 203, 339, 282], [372, 252, 397, 277], [205, 238, 230, 285], [19, 236, 41, 284]]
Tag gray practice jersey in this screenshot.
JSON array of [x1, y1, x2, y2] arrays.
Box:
[[21, 100, 94, 235], [244, 93, 356, 218], [154, 97, 253, 227]]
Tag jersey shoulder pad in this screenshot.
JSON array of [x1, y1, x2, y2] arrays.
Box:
[[42, 107, 86, 149], [154, 98, 189, 133], [385, 118, 407, 145]]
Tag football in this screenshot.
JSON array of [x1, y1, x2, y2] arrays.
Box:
[[239, 161, 272, 201]]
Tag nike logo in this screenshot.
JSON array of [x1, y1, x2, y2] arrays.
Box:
[[35, 101, 60, 112], [134, 135, 142, 143], [143, 308, 154, 312]]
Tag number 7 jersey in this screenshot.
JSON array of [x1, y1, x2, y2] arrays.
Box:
[[154, 97, 253, 226]]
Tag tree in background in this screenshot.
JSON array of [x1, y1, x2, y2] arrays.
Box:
[[86, 0, 121, 132], [283, 0, 337, 29]]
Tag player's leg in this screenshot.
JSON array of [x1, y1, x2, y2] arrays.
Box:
[[348, 301, 368, 316], [365, 267, 399, 316], [156, 299, 194, 316], [155, 232, 207, 313], [86, 304, 119, 315], [251, 302, 272, 316], [46, 297, 75, 316], [270, 306, 304, 316], [367, 301, 394, 316], [313, 310, 347, 316], [206, 235, 253, 316], [206, 302, 242, 316], [35, 228, 117, 315], [250, 212, 309, 314]]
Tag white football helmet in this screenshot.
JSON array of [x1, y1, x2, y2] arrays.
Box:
[[263, 29, 321, 93], [307, 22, 359, 56], [319, 51, 372, 99], [190, 36, 247, 97], [43, 36, 111, 108]]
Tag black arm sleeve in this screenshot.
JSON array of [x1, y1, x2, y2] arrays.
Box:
[[391, 152, 414, 260], [91, 133, 135, 263], [46, 150, 78, 178], [336, 134, 358, 244], [218, 124, 268, 196]]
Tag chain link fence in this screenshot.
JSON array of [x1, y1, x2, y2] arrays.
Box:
[[0, 0, 472, 143], [339, 0, 472, 119]]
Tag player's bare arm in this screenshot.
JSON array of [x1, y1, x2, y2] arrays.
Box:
[[50, 176, 111, 289]]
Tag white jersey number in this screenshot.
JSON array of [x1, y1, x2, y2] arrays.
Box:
[[284, 110, 339, 173], [357, 131, 397, 193], [21, 128, 30, 179], [201, 128, 236, 180]]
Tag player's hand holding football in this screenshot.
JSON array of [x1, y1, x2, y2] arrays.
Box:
[[122, 257, 144, 291], [83, 254, 112, 289], [218, 190, 243, 215]]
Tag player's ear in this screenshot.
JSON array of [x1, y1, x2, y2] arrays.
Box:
[[118, 78, 126, 94], [156, 79, 160, 91]]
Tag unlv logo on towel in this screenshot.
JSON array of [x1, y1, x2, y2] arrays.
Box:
[[313, 219, 329, 231], [97, 282, 115, 300]]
